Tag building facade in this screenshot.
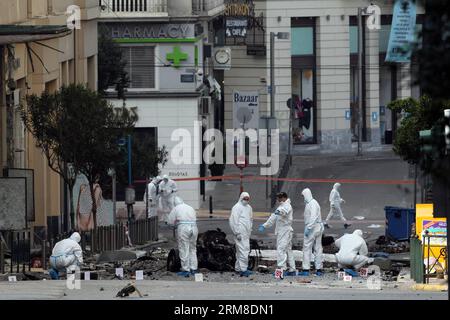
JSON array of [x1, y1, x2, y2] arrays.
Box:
[[100, 0, 224, 210], [217, 0, 423, 156], [0, 0, 99, 240]]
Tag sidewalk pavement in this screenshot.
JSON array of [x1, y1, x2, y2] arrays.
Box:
[[0, 279, 446, 300]]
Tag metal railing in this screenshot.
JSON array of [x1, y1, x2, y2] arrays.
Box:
[[78, 216, 158, 253], [422, 233, 448, 284], [1, 217, 158, 274], [0, 231, 31, 274], [99, 0, 168, 17], [192, 0, 224, 15]]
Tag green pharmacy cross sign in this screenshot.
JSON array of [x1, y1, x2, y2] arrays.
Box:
[[166, 46, 188, 68]]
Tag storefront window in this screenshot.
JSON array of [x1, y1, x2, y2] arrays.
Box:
[[350, 66, 359, 141], [291, 27, 313, 55], [349, 17, 366, 142], [349, 26, 358, 54], [291, 69, 314, 144], [291, 17, 316, 145]]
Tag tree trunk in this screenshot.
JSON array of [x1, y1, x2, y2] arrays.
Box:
[[68, 184, 75, 232], [89, 183, 97, 228]]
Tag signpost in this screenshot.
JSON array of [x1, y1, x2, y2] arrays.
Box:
[[235, 155, 248, 194], [224, 0, 255, 40]]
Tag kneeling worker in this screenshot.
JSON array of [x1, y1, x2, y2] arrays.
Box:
[[335, 229, 374, 271], [49, 232, 83, 279]]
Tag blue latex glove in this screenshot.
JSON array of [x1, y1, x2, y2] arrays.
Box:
[[258, 225, 265, 233], [274, 210, 281, 216], [304, 228, 311, 238]]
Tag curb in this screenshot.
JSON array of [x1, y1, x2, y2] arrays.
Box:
[[411, 284, 448, 291]]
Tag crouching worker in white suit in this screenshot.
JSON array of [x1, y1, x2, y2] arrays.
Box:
[[335, 229, 374, 271], [168, 197, 198, 277], [49, 232, 83, 279]]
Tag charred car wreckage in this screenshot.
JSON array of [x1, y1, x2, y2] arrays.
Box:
[[166, 229, 337, 272], [167, 228, 261, 272]]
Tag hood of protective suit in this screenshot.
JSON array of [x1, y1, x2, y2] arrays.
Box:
[[353, 229, 363, 238], [302, 188, 313, 203], [174, 196, 184, 206], [162, 174, 169, 181], [239, 192, 250, 202], [333, 183, 341, 190], [70, 232, 81, 243], [156, 176, 162, 182]]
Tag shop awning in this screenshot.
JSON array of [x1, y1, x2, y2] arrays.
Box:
[[0, 25, 71, 45]]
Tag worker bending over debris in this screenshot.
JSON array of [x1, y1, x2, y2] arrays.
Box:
[[168, 197, 198, 277], [324, 183, 351, 229], [229, 192, 253, 277], [159, 175, 178, 223], [335, 229, 374, 271], [49, 232, 83, 279], [259, 192, 297, 276], [300, 188, 324, 276]]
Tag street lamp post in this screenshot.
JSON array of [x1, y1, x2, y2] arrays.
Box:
[[269, 32, 290, 202], [357, 7, 366, 156]]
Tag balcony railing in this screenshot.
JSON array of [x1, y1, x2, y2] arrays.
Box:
[[99, 0, 168, 18], [192, 0, 224, 16]]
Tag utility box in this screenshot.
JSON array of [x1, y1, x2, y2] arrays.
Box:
[[415, 204, 447, 268], [385, 206, 415, 241]]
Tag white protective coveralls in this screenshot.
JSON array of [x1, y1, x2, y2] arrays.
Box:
[[49, 232, 83, 273], [325, 183, 347, 222], [301, 188, 324, 270], [262, 198, 296, 272], [335, 229, 373, 270], [229, 192, 253, 272], [168, 197, 198, 272], [144, 178, 159, 217], [159, 175, 178, 222]]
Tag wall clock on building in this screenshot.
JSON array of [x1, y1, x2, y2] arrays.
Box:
[[215, 48, 230, 64], [213, 47, 231, 70]]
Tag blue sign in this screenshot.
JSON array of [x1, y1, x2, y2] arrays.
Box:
[[385, 0, 417, 63], [345, 110, 351, 120], [372, 112, 378, 122]]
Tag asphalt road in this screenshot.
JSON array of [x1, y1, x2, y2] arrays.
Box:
[[198, 151, 414, 245], [0, 280, 446, 300]]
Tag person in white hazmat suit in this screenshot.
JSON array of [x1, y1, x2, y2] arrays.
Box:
[[49, 232, 83, 279], [324, 183, 351, 229], [159, 175, 178, 223], [258, 192, 297, 276], [229, 192, 253, 277], [144, 177, 160, 218], [335, 229, 374, 270], [167, 196, 198, 277], [299, 188, 324, 276]]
